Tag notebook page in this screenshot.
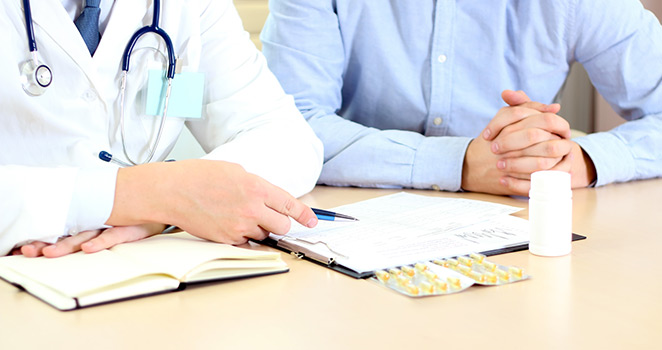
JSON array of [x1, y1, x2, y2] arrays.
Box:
[[0, 250, 167, 297], [111, 232, 282, 280]]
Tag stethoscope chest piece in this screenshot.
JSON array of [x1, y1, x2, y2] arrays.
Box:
[[20, 58, 52, 96]]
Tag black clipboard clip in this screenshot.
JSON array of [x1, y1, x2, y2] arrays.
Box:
[[277, 238, 342, 266]]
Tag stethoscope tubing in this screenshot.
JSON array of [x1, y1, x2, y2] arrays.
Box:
[[121, 0, 176, 79], [22, 0, 38, 53], [21, 0, 177, 166], [118, 0, 176, 165]]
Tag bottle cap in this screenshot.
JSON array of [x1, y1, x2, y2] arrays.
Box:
[[529, 170, 572, 199]]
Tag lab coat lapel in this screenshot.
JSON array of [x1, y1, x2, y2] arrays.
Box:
[[29, 0, 99, 82], [93, 0, 151, 75], [29, 0, 151, 93]]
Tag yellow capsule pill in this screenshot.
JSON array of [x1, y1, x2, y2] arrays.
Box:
[[433, 280, 448, 292], [482, 261, 497, 272], [401, 266, 415, 277], [447, 277, 462, 290], [508, 266, 523, 279], [389, 268, 402, 276], [458, 256, 473, 266], [375, 270, 390, 283], [432, 259, 445, 266], [445, 258, 459, 268], [495, 268, 510, 281], [404, 284, 420, 296], [420, 281, 434, 294], [458, 265, 472, 275], [415, 262, 428, 272], [395, 275, 411, 286], [484, 272, 498, 284], [468, 271, 485, 283], [470, 253, 486, 263], [422, 270, 438, 280]]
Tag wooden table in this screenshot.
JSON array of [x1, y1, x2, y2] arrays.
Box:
[[2, 179, 661, 349]]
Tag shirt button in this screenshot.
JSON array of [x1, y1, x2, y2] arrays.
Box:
[[433, 117, 443, 125], [437, 54, 447, 63], [82, 90, 95, 101], [431, 185, 440, 191]]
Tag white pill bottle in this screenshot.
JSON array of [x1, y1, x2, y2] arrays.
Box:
[[528, 170, 573, 256]]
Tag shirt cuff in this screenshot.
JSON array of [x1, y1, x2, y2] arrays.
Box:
[[64, 167, 118, 236], [411, 136, 472, 191], [573, 132, 635, 187]]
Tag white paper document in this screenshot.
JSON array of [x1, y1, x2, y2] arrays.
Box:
[[270, 192, 530, 274]]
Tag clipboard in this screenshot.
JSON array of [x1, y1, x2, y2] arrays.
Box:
[[258, 233, 586, 279]]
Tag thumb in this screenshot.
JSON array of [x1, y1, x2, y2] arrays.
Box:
[[502, 89, 561, 113], [502, 90, 531, 106]]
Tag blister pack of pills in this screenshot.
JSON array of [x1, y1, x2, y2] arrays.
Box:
[[372, 253, 529, 297]]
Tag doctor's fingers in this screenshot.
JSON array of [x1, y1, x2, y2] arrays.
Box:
[[38, 230, 102, 258], [256, 205, 296, 238], [212, 179, 316, 240], [195, 221, 268, 245], [80, 224, 166, 254], [16, 232, 99, 258], [15, 241, 50, 257], [263, 183, 318, 230]]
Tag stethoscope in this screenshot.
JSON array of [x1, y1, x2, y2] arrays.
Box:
[[21, 0, 177, 165], [20, 0, 52, 96]]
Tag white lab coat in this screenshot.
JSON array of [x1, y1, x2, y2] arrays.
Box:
[[0, 0, 323, 255]]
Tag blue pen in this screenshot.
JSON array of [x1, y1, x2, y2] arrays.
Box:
[[312, 208, 359, 222]]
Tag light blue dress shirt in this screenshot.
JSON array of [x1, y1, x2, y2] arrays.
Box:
[[262, 0, 662, 191]]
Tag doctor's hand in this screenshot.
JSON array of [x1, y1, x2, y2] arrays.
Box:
[[462, 90, 569, 195], [11, 224, 166, 258], [107, 159, 318, 245]]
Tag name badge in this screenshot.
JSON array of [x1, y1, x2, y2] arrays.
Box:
[[145, 69, 205, 119]]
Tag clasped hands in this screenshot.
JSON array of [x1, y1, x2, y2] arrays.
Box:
[[462, 89, 596, 196]]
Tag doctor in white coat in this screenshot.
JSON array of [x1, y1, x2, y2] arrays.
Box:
[[0, 0, 323, 256]]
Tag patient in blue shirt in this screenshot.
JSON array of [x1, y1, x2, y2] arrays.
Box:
[[261, 0, 662, 196]]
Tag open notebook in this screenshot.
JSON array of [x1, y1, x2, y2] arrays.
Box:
[[0, 232, 288, 311]]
